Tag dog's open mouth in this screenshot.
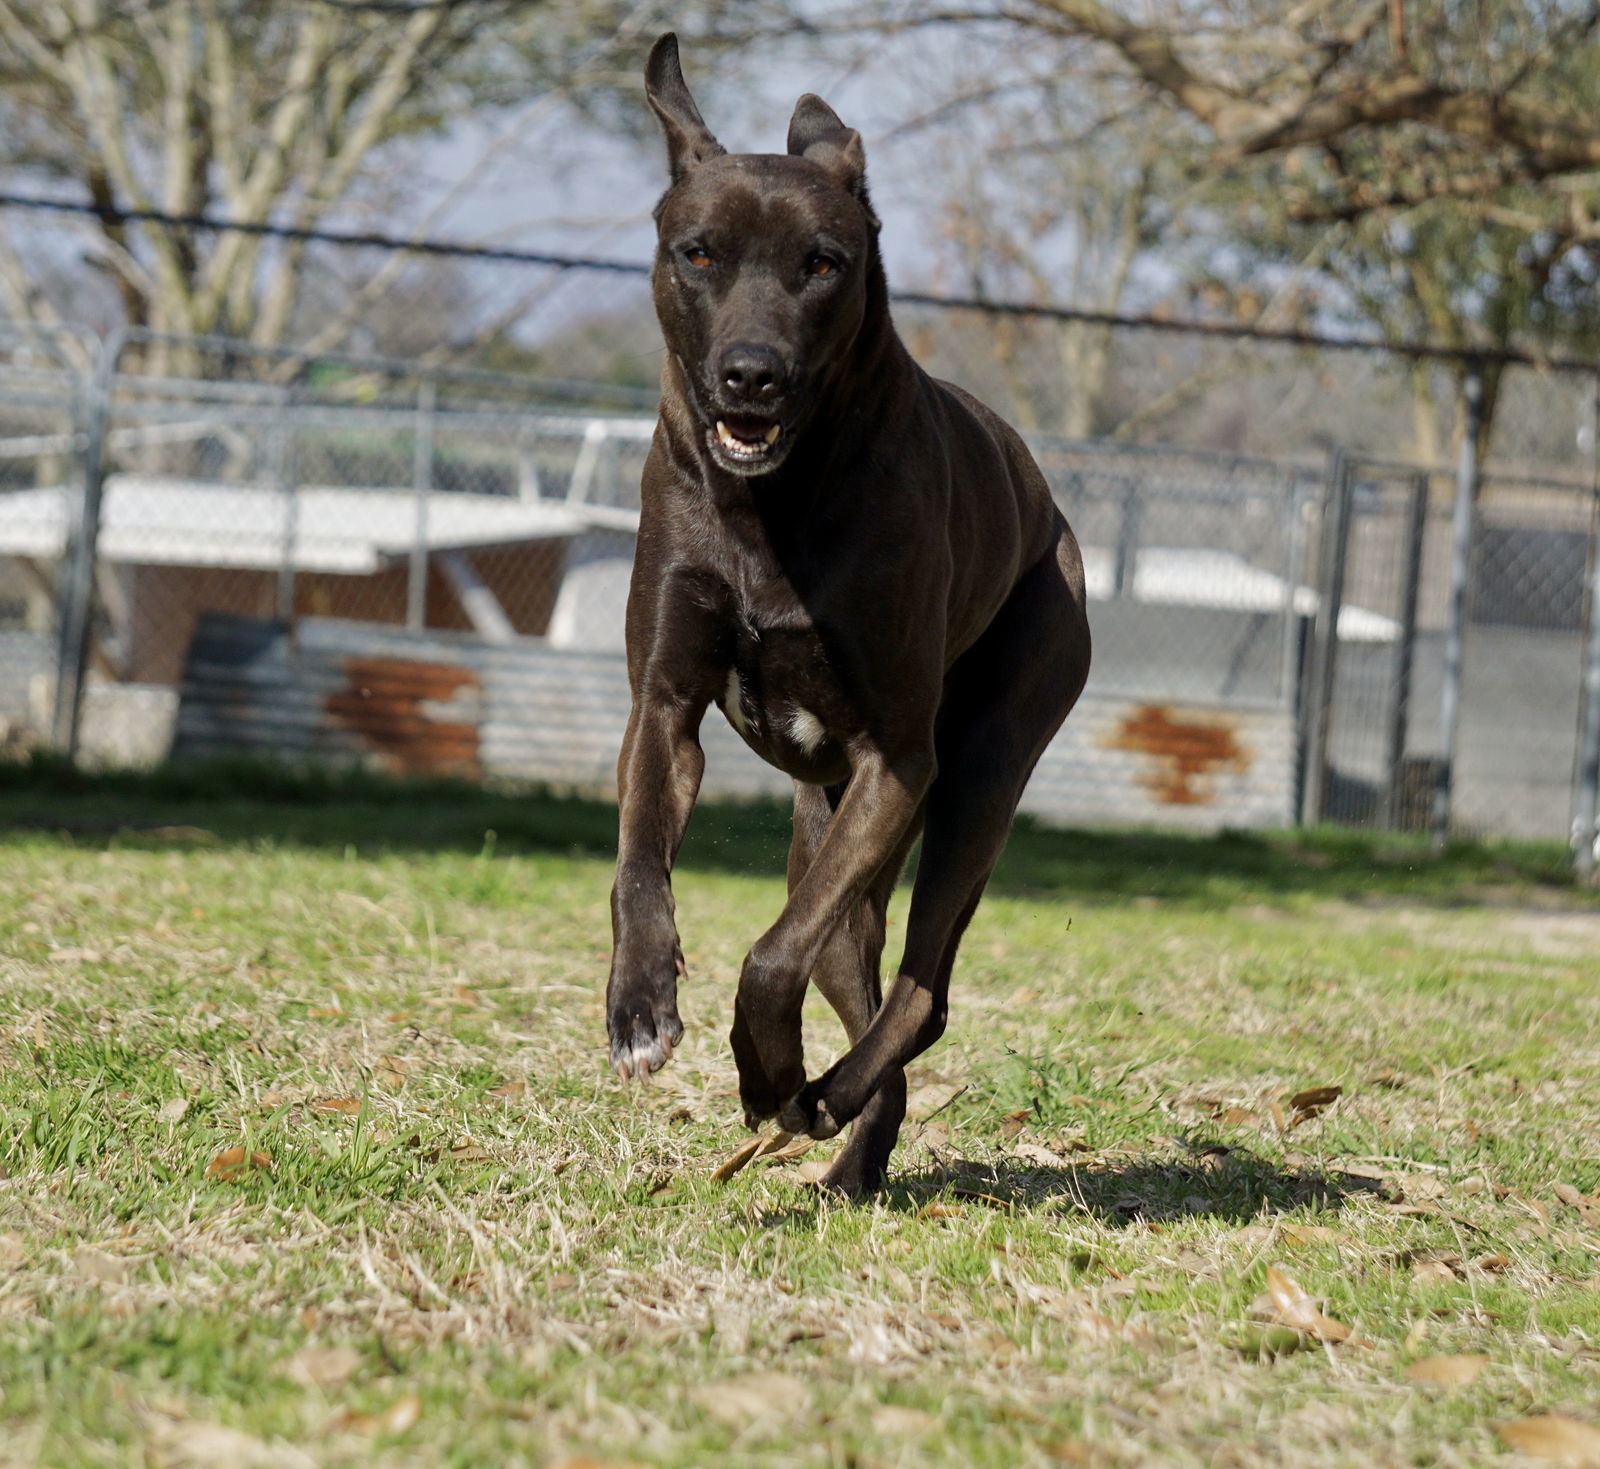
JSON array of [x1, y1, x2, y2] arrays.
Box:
[[712, 414, 783, 465]]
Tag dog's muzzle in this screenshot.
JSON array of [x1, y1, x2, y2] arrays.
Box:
[[708, 411, 790, 476]]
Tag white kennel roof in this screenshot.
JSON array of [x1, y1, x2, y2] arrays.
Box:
[[1080, 544, 1400, 643], [0, 473, 637, 574]]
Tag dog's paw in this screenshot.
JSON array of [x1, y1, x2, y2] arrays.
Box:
[[737, 1066, 801, 1130], [778, 1086, 842, 1141], [608, 997, 684, 1081], [728, 1007, 804, 1127]]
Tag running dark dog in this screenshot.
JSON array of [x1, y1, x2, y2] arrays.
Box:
[[606, 33, 1091, 1195]]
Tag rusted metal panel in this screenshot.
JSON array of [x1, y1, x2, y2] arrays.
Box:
[[323, 656, 482, 778], [1025, 696, 1294, 831], [175, 615, 1293, 830]]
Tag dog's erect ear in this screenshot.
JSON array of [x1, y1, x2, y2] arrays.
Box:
[[645, 33, 726, 185], [787, 93, 878, 226]]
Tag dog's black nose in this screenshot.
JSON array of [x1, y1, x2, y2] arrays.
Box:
[[719, 344, 786, 403]]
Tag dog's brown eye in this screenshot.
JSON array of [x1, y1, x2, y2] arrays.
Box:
[[807, 255, 837, 278], [684, 246, 712, 268]]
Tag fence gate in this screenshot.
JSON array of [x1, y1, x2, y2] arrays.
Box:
[[0, 322, 94, 753], [1305, 454, 1597, 842], [1300, 459, 1432, 829]]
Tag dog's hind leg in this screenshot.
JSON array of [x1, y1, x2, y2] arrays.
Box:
[[786, 781, 922, 1196], [781, 538, 1090, 1148]]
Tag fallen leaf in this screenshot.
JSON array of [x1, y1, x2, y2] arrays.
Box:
[[1411, 1259, 1458, 1285], [488, 1082, 527, 1099], [792, 1158, 831, 1185], [690, 1372, 809, 1430], [283, 1345, 363, 1391], [920, 1201, 965, 1219], [1289, 1085, 1342, 1115], [312, 1097, 362, 1116], [449, 1138, 491, 1162], [331, 1395, 423, 1438], [1281, 1225, 1343, 1247], [872, 1405, 938, 1437], [998, 1108, 1031, 1141], [755, 1131, 814, 1164], [906, 1084, 964, 1121], [712, 1134, 766, 1183], [1014, 1141, 1075, 1167], [206, 1145, 272, 1182], [375, 1059, 407, 1092], [1493, 1413, 1600, 1463], [380, 1395, 422, 1435], [1264, 1265, 1362, 1345], [1471, 1252, 1512, 1273], [76, 1247, 133, 1285], [1404, 1353, 1487, 1388], [158, 1098, 190, 1123]]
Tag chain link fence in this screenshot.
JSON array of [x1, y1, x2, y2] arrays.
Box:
[[2, 201, 1599, 854]]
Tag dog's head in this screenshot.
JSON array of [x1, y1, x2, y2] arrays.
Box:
[[644, 33, 882, 478]]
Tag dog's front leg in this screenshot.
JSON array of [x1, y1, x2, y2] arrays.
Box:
[[730, 745, 932, 1127], [607, 697, 706, 1079]]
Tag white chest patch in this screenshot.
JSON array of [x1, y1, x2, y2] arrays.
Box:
[[722, 668, 749, 735], [788, 706, 827, 756]]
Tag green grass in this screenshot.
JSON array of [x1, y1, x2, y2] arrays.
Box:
[[2, 763, 1599, 1467]]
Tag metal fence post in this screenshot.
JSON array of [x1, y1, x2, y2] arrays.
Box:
[[273, 384, 299, 623], [1572, 372, 1600, 879], [408, 378, 436, 631], [1381, 469, 1429, 829], [1431, 359, 1485, 853], [1298, 448, 1353, 825], [50, 331, 119, 758], [1112, 479, 1140, 598]]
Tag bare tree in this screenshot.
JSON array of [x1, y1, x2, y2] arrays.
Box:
[[0, 0, 673, 356], [785, 1, 1600, 459]]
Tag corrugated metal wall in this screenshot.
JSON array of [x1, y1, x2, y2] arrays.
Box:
[[175, 614, 1296, 831]]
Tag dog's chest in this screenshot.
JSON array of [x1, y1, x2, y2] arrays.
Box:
[[717, 620, 850, 783]]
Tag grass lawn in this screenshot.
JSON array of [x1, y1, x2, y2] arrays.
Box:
[[2, 763, 1599, 1467]]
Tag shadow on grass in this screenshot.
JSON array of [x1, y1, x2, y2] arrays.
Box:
[[756, 1148, 1381, 1228], [890, 1148, 1377, 1226], [0, 753, 1584, 908]]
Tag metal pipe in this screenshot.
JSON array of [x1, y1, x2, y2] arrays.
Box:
[[1382, 469, 1429, 829], [1298, 448, 1352, 825], [1431, 361, 1485, 853], [1572, 374, 1600, 879], [407, 378, 436, 631], [273, 386, 298, 623], [49, 332, 119, 757]]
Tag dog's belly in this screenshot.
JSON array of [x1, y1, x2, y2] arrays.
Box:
[[719, 667, 851, 785]]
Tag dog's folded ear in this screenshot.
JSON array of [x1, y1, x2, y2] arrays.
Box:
[[787, 94, 879, 228], [645, 33, 727, 184]]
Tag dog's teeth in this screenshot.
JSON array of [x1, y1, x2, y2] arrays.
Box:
[[715, 420, 779, 457]]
